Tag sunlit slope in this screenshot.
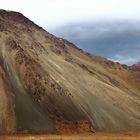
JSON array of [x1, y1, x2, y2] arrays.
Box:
[[0, 10, 140, 133]]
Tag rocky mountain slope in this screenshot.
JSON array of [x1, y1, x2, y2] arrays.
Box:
[[132, 62, 140, 71], [0, 10, 140, 134]]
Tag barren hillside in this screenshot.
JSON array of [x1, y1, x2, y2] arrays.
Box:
[[0, 10, 140, 134]]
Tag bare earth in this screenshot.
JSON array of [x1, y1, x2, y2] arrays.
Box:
[[0, 133, 140, 140]]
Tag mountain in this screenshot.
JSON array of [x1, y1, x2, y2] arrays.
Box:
[[0, 10, 140, 134], [132, 62, 140, 71]]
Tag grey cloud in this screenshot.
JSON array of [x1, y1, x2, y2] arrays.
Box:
[[108, 55, 139, 65], [49, 20, 140, 65]]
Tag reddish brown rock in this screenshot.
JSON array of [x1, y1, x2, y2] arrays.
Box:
[[132, 62, 140, 71]]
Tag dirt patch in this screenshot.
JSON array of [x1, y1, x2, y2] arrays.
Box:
[[50, 116, 95, 134]]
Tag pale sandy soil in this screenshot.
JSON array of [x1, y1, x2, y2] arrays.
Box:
[[0, 133, 140, 140]]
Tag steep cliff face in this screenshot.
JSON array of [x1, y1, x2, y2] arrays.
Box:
[[0, 10, 140, 134]]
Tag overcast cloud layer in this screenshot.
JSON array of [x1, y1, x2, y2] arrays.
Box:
[[51, 20, 140, 65]]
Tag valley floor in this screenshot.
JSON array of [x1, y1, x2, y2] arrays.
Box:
[[0, 133, 140, 140]]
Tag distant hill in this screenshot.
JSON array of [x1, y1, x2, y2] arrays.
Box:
[[132, 62, 140, 71]]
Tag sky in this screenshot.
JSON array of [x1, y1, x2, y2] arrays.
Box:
[[1, 0, 140, 29], [1, 0, 140, 65], [52, 21, 140, 65]]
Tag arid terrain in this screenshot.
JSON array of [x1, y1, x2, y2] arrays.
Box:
[[0, 9, 139, 137], [0, 133, 140, 140]]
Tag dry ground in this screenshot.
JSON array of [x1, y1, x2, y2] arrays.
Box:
[[0, 133, 140, 140]]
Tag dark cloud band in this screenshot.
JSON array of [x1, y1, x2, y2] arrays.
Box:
[[50, 20, 140, 65]]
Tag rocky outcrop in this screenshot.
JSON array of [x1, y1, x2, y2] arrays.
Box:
[[132, 62, 140, 71]]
